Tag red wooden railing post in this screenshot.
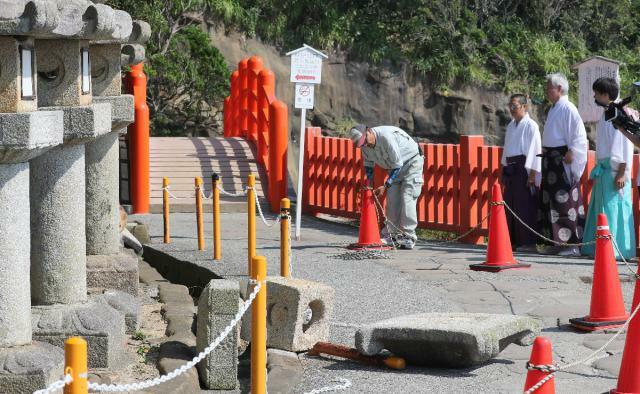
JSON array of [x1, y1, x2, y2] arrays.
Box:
[[127, 62, 150, 214], [459, 135, 484, 244], [229, 70, 240, 137], [268, 100, 288, 212], [223, 96, 231, 137], [248, 56, 263, 145], [302, 127, 322, 216], [238, 58, 249, 136], [258, 69, 275, 170]]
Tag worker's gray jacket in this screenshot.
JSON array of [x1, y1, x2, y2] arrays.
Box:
[[361, 126, 421, 170]]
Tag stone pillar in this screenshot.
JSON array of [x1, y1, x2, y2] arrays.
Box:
[[30, 38, 109, 305], [30, 34, 127, 369], [0, 30, 64, 392], [85, 37, 146, 297]]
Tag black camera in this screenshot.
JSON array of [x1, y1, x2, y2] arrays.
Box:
[[598, 82, 640, 135]]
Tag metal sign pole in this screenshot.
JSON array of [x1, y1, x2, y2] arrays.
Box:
[[295, 107, 306, 240]]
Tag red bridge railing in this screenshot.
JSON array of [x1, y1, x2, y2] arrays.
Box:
[[223, 56, 288, 212]]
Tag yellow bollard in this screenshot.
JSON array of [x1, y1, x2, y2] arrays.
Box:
[[64, 337, 87, 394], [212, 173, 221, 260], [280, 198, 290, 277], [163, 177, 170, 244], [251, 255, 267, 394], [247, 174, 256, 276], [195, 177, 205, 251]]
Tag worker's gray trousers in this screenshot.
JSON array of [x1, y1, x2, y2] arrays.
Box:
[[381, 155, 424, 241]]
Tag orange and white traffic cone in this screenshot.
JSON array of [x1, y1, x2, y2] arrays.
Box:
[[470, 183, 530, 271], [610, 266, 640, 393], [524, 337, 556, 394], [348, 188, 391, 250], [570, 213, 628, 331]]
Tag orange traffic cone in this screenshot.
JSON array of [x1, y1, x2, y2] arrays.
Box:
[[570, 214, 628, 331], [610, 267, 640, 394], [524, 337, 556, 394], [348, 188, 391, 250], [470, 183, 530, 271]]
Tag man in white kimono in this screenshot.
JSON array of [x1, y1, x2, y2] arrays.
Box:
[[540, 73, 588, 256], [501, 94, 542, 252]]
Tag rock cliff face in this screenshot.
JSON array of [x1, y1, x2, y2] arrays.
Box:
[[207, 26, 546, 187]]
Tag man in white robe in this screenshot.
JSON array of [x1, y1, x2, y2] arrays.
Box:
[[501, 94, 542, 251], [540, 73, 588, 256]]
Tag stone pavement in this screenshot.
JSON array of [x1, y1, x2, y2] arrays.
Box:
[[132, 206, 637, 393]]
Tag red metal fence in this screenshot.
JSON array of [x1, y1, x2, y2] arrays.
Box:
[[302, 127, 640, 245]]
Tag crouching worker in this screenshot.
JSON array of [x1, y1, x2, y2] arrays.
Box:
[[350, 124, 424, 249]]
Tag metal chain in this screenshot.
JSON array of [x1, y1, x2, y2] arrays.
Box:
[[252, 190, 279, 228], [199, 187, 213, 200], [33, 374, 73, 394], [501, 201, 596, 248], [88, 282, 262, 392], [162, 186, 192, 200], [370, 190, 491, 246], [524, 300, 640, 394], [217, 183, 248, 197], [304, 377, 352, 394], [610, 236, 640, 279]]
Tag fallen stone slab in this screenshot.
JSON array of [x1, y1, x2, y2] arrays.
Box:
[[158, 283, 193, 304], [355, 313, 541, 368], [94, 289, 140, 334]]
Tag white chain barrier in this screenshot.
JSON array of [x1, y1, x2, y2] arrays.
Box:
[[304, 377, 352, 394], [217, 183, 248, 197], [33, 374, 72, 394], [87, 282, 262, 392], [248, 187, 279, 228], [162, 185, 193, 200]]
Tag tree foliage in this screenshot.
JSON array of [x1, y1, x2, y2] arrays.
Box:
[[108, 0, 640, 133], [106, 0, 231, 136], [224, 0, 640, 101]]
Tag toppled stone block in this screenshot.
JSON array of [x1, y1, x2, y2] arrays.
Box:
[[265, 277, 334, 352], [86, 250, 139, 296], [94, 290, 140, 334], [196, 279, 239, 390], [0, 341, 63, 394], [158, 283, 192, 304], [32, 302, 127, 369], [355, 313, 541, 368]]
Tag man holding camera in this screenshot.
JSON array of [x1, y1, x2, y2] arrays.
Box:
[[350, 124, 424, 249], [581, 77, 635, 259]]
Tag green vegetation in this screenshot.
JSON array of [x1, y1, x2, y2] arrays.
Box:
[[106, 0, 231, 136], [224, 0, 640, 100], [109, 1, 640, 133]]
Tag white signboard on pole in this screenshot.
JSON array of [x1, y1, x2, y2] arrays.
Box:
[[295, 83, 314, 109], [572, 56, 620, 123], [286, 44, 328, 240], [289, 47, 324, 84]]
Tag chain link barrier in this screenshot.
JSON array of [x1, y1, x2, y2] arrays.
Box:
[[501, 201, 597, 248], [370, 189, 491, 247], [304, 377, 352, 394], [161, 185, 193, 200], [217, 183, 248, 197], [33, 374, 72, 394], [86, 282, 261, 392]]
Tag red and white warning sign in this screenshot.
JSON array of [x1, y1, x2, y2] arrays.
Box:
[[287, 44, 328, 84], [294, 83, 314, 109]]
